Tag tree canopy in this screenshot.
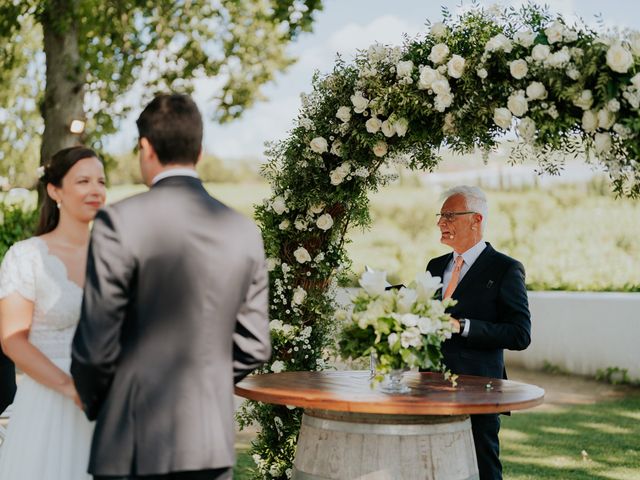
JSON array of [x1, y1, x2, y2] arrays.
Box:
[[0, 0, 322, 181]]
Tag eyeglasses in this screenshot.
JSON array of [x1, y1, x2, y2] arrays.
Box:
[[436, 211, 477, 222]]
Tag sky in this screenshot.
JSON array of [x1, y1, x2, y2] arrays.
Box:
[[105, 0, 640, 163]]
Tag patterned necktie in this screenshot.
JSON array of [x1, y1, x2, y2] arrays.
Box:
[[443, 255, 464, 299]]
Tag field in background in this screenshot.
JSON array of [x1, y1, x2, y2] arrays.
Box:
[[106, 179, 640, 292]]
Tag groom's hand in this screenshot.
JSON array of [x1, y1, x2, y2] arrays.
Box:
[[450, 318, 461, 333]]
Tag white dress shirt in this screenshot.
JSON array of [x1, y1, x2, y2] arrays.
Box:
[[151, 168, 199, 185], [442, 240, 487, 337]]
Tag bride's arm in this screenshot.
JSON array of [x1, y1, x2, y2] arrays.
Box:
[[0, 293, 79, 404]]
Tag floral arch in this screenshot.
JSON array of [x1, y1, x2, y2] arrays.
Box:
[[238, 5, 640, 478]]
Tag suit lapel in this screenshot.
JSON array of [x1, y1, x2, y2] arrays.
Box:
[[452, 243, 496, 297]]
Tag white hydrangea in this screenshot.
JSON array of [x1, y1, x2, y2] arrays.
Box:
[[396, 60, 414, 78], [271, 360, 285, 373]]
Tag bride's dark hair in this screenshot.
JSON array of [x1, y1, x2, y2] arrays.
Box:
[[36, 146, 100, 235]]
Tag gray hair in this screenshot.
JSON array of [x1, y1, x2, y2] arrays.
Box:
[[441, 185, 488, 233]]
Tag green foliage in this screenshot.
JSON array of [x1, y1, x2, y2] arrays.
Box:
[[247, 5, 640, 476], [0, 200, 38, 259], [0, 0, 323, 182], [596, 366, 636, 386]]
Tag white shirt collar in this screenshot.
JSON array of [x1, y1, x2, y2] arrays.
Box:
[[151, 168, 199, 186], [455, 240, 487, 267]]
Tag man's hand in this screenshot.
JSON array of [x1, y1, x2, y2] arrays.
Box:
[[450, 318, 461, 333]]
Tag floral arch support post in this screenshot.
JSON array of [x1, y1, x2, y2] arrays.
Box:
[[238, 5, 640, 478]]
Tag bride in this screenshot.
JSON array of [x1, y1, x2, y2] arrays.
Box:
[[0, 146, 106, 479]]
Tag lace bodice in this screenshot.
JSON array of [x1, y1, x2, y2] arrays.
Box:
[[0, 237, 83, 361]]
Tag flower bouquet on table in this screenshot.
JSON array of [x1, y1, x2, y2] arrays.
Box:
[[338, 269, 457, 393]]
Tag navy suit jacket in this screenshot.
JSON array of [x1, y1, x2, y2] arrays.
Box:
[[426, 243, 531, 379]]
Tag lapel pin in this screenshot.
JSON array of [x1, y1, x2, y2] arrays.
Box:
[[486, 280, 494, 288]]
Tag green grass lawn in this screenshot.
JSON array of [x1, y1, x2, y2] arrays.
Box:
[[233, 394, 640, 479]]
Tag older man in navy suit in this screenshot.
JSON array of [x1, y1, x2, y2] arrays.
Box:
[[426, 185, 531, 480]]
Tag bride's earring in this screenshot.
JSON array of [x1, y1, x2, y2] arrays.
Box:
[[56, 202, 61, 209]]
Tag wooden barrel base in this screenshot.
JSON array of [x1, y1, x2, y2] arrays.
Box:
[[293, 410, 479, 480]]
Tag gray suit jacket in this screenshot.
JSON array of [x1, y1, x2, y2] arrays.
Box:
[[71, 176, 271, 476]]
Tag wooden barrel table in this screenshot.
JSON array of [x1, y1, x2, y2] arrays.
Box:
[[236, 370, 544, 480]]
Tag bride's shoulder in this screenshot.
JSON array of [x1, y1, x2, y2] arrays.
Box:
[[2, 237, 44, 263]]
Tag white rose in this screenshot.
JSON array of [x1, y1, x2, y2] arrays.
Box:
[[509, 59, 528, 79], [279, 219, 290, 230], [350, 91, 370, 113], [292, 286, 307, 305], [294, 218, 307, 231], [387, 332, 399, 348], [359, 270, 387, 296], [271, 360, 285, 373], [526, 81, 547, 100], [271, 195, 287, 215], [485, 33, 512, 53], [330, 139, 342, 157], [430, 22, 447, 39], [294, 246, 311, 264], [447, 54, 466, 79], [400, 327, 422, 348], [594, 132, 612, 154], [417, 66, 439, 90], [373, 141, 388, 157], [390, 118, 407, 138], [365, 116, 382, 134], [546, 48, 571, 68], [336, 106, 351, 123], [597, 108, 615, 130], [434, 92, 453, 112], [507, 91, 529, 117], [330, 168, 346, 186], [606, 43, 633, 74], [531, 44, 550, 62], [316, 213, 333, 231], [607, 99, 621, 113], [310, 137, 328, 154], [493, 107, 513, 130], [631, 73, 640, 88], [566, 67, 580, 80], [582, 110, 598, 132], [476, 67, 488, 79], [266, 258, 280, 272], [514, 30, 536, 48], [613, 123, 632, 139], [381, 120, 395, 137], [564, 29, 578, 42], [572, 90, 593, 110], [545, 21, 564, 44], [431, 78, 451, 96], [517, 117, 536, 142], [428, 43, 450, 64], [396, 60, 414, 78]]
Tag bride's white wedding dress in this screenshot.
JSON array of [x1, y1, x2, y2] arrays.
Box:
[[0, 237, 93, 479]]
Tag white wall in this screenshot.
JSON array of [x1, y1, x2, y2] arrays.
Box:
[[505, 292, 640, 380]]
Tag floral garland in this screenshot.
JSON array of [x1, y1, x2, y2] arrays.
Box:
[[237, 4, 640, 479]]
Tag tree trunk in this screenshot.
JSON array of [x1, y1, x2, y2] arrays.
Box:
[[40, 1, 85, 168]]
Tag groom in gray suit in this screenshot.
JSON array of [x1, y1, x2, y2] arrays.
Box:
[[71, 94, 271, 480]]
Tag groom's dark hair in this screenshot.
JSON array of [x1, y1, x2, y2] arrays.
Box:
[[136, 94, 203, 165]]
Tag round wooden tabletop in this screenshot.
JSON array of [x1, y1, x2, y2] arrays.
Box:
[[236, 370, 545, 415]]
